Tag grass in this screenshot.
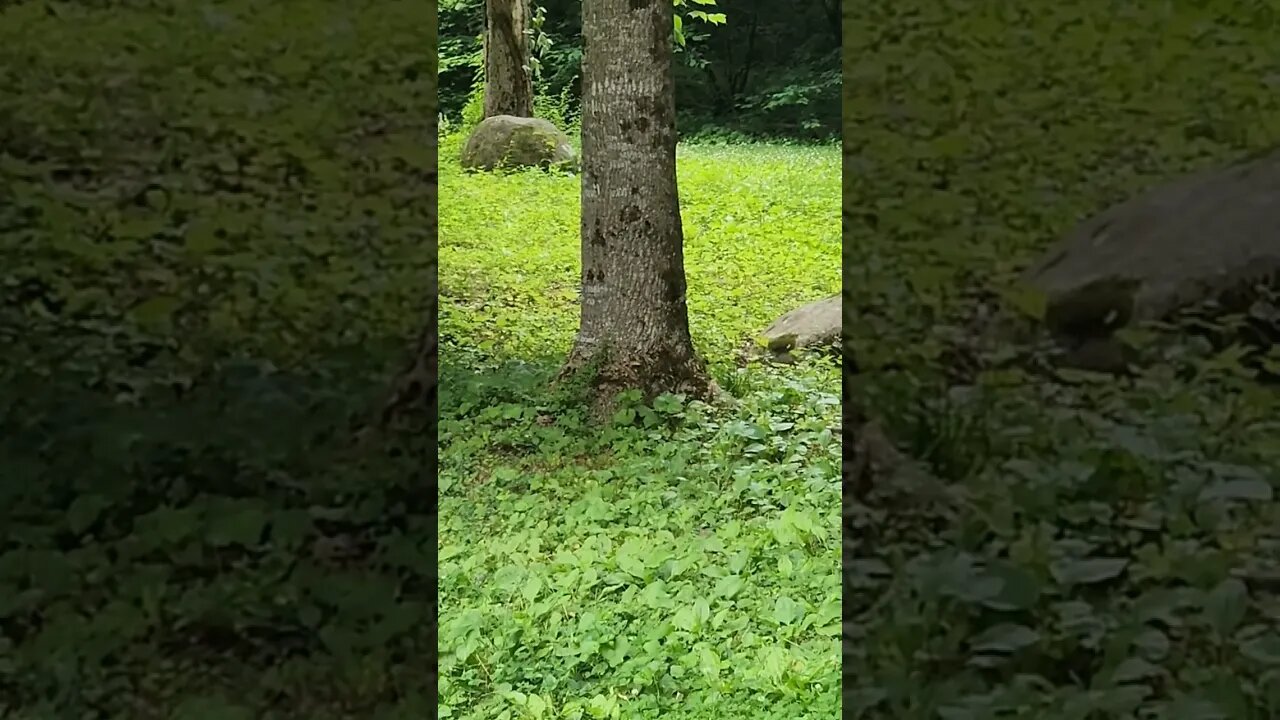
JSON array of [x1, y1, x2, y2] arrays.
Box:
[[844, 2, 1280, 718], [436, 136, 842, 718]]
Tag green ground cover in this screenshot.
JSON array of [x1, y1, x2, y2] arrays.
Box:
[[845, 3, 1280, 718], [2, 3, 434, 717], [437, 138, 842, 719]]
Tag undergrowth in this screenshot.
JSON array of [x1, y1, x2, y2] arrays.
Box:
[[1, 2, 435, 717], [437, 137, 841, 718], [844, 2, 1280, 718]]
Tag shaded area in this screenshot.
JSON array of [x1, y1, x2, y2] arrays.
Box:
[[844, 2, 1280, 718], [0, 2, 436, 716]]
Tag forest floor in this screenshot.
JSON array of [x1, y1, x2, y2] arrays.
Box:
[[1, 3, 434, 718], [437, 138, 841, 719], [844, 2, 1280, 717]]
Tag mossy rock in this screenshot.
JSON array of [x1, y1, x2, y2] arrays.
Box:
[[1021, 147, 1280, 361], [460, 115, 578, 172], [743, 295, 841, 363]]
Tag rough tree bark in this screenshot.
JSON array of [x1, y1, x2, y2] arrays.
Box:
[[483, 0, 534, 118], [560, 0, 715, 406]]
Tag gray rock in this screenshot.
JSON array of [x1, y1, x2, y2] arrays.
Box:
[[746, 295, 841, 363], [1022, 147, 1280, 345], [460, 115, 578, 172]]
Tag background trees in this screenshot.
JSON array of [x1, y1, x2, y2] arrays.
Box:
[[482, 0, 534, 117], [439, 0, 839, 139]]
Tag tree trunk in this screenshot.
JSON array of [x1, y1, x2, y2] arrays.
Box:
[[381, 303, 437, 434], [821, 0, 841, 45], [561, 0, 714, 407], [483, 0, 534, 118]]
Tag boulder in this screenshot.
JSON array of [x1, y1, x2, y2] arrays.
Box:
[[746, 295, 841, 363], [460, 115, 578, 172], [1022, 147, 1280, 352]]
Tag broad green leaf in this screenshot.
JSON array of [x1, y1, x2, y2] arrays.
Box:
[[714, 575, 745, 598], [1164, 697, 1230, 720], [615, 538, 650, 579], [969, 623, 1039, 654], [520, 574, 543, 603], [673, 605, 697, 632], [67, 494, 111, 535], [1051, 558, 1128, 585], [1242, 633, 1280, 664], [980, 561, 1041, 611], [1198, 479, 1273, 503], [129, 295, 183, 332], [205, 500, 268, 548], [1202, 578, 1248, 636], [772, 596, 805, 625], [1111, 657, 1162, 683]]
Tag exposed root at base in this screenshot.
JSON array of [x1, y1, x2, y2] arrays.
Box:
[[557, 347, 719, 418]]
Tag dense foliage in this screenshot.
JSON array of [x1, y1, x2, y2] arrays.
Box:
[[437, 136, 841, 717], [845, 2, 1280, 718], [0, 2, 435, 716], [439, 0, 839, 140]]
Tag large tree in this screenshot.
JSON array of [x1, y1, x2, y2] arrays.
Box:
[[560, 0, 715, 405], [483, 0, 534, 118]]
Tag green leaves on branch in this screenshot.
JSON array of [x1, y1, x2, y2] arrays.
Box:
[[673, 0, 726, 47]]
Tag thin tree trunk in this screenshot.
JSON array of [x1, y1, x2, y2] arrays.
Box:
[[381, 303, 437, 434], [732, 13, 759, 98], [821, 0, 840, 46], [562, 0, 714, 407], [483, 0, 534, 118]]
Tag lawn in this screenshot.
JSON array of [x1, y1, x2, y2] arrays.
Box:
[[844, 2, 1280, 718], [437, 137, 842, 718]]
